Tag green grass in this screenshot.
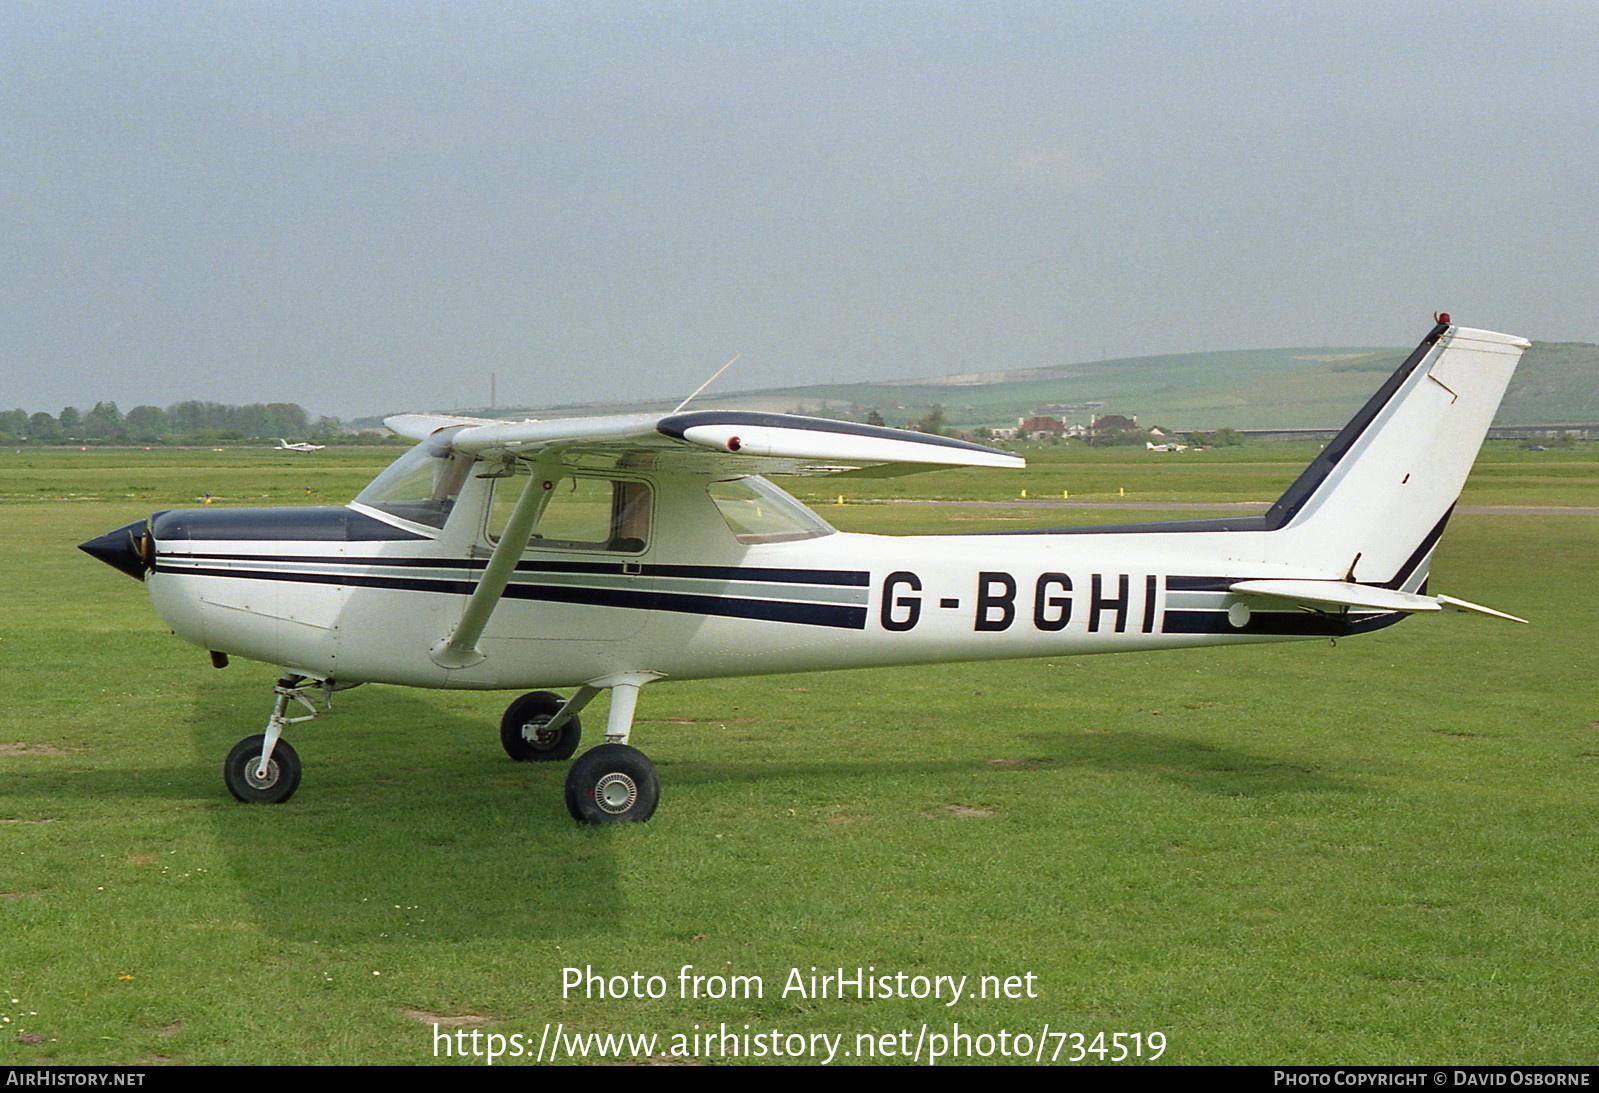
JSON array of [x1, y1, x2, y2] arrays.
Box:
[[2, 449, 1596, 1065], [0, 447, 396, 507]]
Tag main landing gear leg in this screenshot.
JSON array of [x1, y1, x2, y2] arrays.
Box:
[[223, 674, 331, 804], [563, 674, 662, 825]]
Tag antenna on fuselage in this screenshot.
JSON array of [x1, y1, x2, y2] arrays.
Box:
[[673, 354, 741, 413]]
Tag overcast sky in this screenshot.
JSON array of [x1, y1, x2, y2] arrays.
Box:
[[3, 1, 1595, 419]]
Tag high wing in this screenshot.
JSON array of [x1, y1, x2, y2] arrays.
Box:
[[382, 413, 506, 438], [384, 409, 1024, 476]]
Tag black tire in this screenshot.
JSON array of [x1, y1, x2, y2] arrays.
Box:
[[224, 734, 302, 804], [499, 691, 581, 762], [564, 744, 659, 824]]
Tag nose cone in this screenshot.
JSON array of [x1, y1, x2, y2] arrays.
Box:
[[79, 519, 154, 581]]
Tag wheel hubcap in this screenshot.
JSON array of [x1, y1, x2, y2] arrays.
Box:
[[244, 758, 280, 790], [522, 718, 555, 747], [594, 772, 638, 814]]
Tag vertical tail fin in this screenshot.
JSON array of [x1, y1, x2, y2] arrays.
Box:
[[1272, 322, 1529, 585]]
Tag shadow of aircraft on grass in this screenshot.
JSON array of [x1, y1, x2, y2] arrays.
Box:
[[188, 680, 623, 944]]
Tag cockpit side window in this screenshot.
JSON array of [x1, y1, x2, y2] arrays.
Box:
[[489, 474, 651, 553], [353, 429, 473, 530]]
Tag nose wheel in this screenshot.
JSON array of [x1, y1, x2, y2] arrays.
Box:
[[222, 674, 334, 804], [224, 734, 302, 803]]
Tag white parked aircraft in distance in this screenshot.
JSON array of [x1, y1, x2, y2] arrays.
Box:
[[81, 318, 1528, 823], [276, 439, 325, 452]]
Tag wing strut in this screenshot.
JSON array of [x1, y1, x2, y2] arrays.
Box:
[[430, 454, 560, 669]]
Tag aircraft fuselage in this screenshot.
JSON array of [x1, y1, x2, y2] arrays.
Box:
[[136, 476, 1400, 693]]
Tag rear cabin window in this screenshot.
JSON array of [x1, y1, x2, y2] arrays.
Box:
[[708, 476, 834, 544], [490, 475, 651, 553]]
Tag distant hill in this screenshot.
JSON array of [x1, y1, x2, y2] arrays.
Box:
[[373, 340, 1599, 433], [1496, 341, 1599, 424]]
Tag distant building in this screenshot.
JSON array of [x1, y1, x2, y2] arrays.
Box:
[[1089, 413, 1139, 443], [1017, 415, 1066, 440]]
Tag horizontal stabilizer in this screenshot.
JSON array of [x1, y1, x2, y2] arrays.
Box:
[[1231, 579, 1441, 613], [1230, 579, 1525, 623], [1435, 594, 1528, 624]]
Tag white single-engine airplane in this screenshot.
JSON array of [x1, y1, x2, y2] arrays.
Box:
[[276, 438, 326, 452], [81, 319, 1528, 823]]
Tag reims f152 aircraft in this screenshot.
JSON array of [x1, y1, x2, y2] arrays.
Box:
[[81, 319, 1528, 823]]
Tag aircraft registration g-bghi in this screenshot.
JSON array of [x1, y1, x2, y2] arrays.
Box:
[[81, 319, 1528, 823]]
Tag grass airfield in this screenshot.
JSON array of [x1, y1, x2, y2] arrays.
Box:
[[2, 443, 1596, 1066]]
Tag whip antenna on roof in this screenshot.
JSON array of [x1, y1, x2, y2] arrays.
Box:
[[673, 354, 741, 413]]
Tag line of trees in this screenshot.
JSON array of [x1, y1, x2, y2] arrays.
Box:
[[0, 401, 342, 444]]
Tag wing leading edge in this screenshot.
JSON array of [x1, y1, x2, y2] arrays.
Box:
[[384, 409, 1024, 476]]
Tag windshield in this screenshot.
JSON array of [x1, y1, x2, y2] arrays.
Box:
[[708, 476, 834, 544], [353, 429, 474, 530]]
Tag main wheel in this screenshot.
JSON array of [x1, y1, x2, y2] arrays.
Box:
[[499, 691, 581, 762], [564, 744, 659, 824], [224, 734, 302, 804]]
